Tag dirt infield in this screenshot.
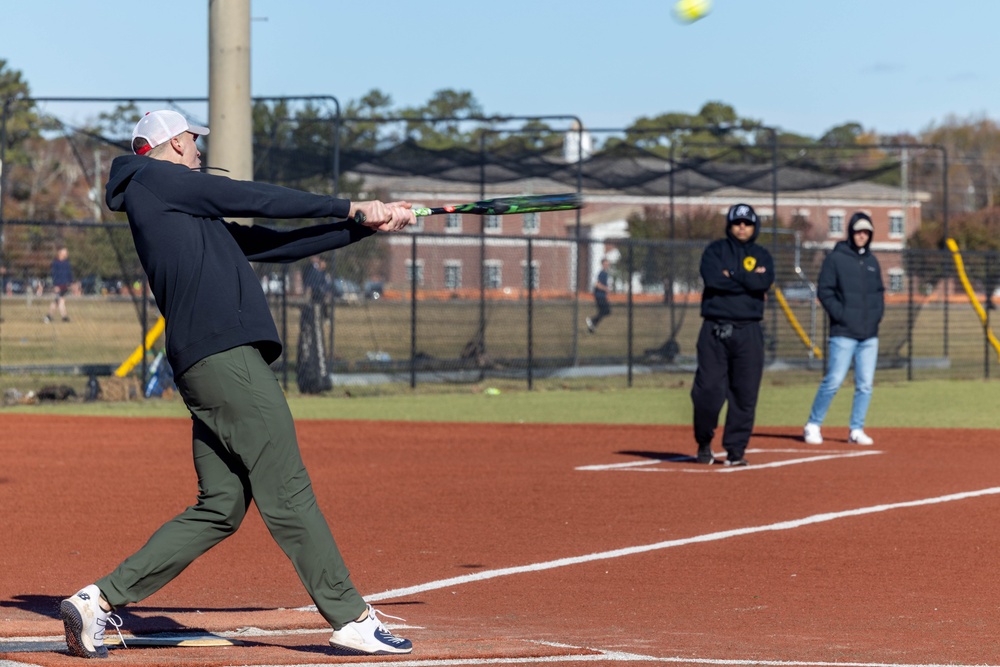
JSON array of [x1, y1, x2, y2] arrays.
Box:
[[3, 413, 1000, 666]]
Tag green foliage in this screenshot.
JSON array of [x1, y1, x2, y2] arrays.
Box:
[[0, 59, 42, 167], [93, 103, 144, 141], [398, 89, 484, 149]]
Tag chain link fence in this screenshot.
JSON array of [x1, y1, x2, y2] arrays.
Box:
[[2, 219, 997, 395], [1, 99, 993, 396]]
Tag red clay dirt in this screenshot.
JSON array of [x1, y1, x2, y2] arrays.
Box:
[[2, 414, 1000, 666]]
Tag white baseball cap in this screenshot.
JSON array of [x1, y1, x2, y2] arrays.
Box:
[[131, 110, 210, 155]]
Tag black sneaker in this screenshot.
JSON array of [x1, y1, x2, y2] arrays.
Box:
[[696, 444, 715, 464], [724, 458, 749, 467]]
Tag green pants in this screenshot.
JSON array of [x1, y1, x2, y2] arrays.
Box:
[[97, 345, 365, 629]]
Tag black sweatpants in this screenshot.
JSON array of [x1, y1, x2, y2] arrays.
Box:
[[97, 345, 365, 629], [591, 295, 611, 326], [690, 319, 765, 462]]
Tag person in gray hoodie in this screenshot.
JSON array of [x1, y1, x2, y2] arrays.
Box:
[[803, 212, 885, 446], [59, 110, 414, 659]]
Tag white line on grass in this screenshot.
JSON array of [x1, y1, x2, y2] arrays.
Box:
[[332, 486, 1000, 604]]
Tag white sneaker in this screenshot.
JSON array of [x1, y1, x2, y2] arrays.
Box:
[[803, 423, 823, 445], [849, 429, 874, 445], [60, 584, 111, 658], [585, 317, 595, 333], [329, 604, 413, 655]]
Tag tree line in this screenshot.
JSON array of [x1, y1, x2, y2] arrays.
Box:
[[2, 58, 999, 286]]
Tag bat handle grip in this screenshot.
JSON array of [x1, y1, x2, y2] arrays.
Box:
[[352, 210, 367, 224]]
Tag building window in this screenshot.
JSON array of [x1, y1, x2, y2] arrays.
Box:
[[445, 213, 462, 233], [828, 211, 845, 236], [483, 260, 502, 289], [889, 211, 904, 237], [521, 260, 540, 289], [444, 260, 462, 289], [405, 259, 424, 287], [888, 269, 905, 293], [522, 212, 540, 235], [483, 215, 501, 234]]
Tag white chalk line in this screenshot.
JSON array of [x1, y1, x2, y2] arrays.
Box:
[[576, 449, 881, 473], [10, 488, 998, 667], [347, 486, 1000, 603], [4, 642, 999, 667]]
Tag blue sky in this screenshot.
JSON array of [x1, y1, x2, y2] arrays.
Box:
[[3, 0, 998, 138]]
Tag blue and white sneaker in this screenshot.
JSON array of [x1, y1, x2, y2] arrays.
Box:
[[60, 585, 111, 658], [329, 604, 413, 655]]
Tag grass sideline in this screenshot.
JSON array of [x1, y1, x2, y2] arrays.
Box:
[[0, 378, 996, 429]]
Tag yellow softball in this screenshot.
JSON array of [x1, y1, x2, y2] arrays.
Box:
[[674, 0, 713, 23]]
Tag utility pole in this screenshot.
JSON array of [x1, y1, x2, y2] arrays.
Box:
[[208, 0, 253, 220]]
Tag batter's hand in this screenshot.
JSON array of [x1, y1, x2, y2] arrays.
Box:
[[351, 200, 415, 232]]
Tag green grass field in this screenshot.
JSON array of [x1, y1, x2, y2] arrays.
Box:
[[3, 377, 997, 430], [3, 291, 998, 429]]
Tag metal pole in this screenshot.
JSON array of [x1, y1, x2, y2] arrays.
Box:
[[0, 98, 8, 363], [281, 264, 289, 390], [478, 133, 487, 380], [942, 148, 950, 359], [627, 243, 634, 387], [527, 238, 534, 390], [907, 262, 914, 381], [985, 252, 992, 380], [571, 124, 584, 366], [141, 278, 149, 392], [668, 141, 677, 339], [770, 127, 780, 362], [410, 236, 417, 389]]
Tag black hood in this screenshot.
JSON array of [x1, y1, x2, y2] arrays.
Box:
[[847, 212, 874, 254], [105, 155, 151, 212], [725, 203, 761, 243]]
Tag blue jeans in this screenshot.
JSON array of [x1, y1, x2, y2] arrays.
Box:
[[807, 336, 878, 431]]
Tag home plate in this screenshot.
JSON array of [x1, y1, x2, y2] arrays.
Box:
[[104, 632, 242, 648]]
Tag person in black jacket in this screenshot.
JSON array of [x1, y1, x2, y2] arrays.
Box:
[[59, 110, 413, 659], [690, 203, 775, 466], [803, 212, 884, 447]]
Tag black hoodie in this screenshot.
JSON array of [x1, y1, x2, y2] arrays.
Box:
[[816, 213, 884, 340], [698, 217, 775, 322], [105, 155, 376, 375]]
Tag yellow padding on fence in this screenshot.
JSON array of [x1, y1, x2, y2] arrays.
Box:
[[946, 238, 1000, 361], [114, 316, 166, 377], [774, 286, 823, 359]]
